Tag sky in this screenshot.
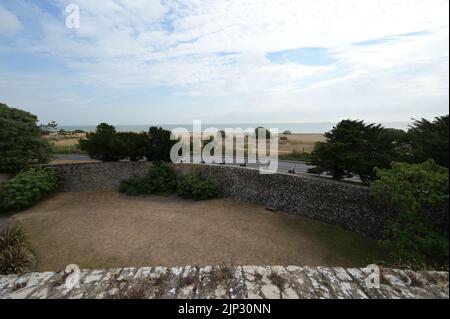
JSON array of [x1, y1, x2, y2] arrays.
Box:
[[0, 0, 448, 125]]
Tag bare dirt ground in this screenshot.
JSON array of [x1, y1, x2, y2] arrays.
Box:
[[13, 192, 383, 271]]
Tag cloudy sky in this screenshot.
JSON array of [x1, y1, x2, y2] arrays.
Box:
[[0, 0, 448, 125]]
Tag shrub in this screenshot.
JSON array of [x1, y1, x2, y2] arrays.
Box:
[[0, 167, 64, 212], [372, 160, 449, 267], [0, 226, 36, 275], [79, 123, 126, 161], [119, 163, 177, 196], [0, 226, 30, 250], [177, 174, 221, 200], [143, 163, 178, 193], [0, 103, 52, 173]]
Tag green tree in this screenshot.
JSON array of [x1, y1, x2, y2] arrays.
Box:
[[143, 127, 176, 162], [255, 127, 271, 140], [356, 127, 408, 183], [79, 123, 125, 161], [407, 115, 449, 168], [0, 103, 52, 173], [372, 160, 449, 266], [308, 120, 407, 183], [47, 121, 58, 131], [116, 132, 146, 162], [39, 121, 58, 135]]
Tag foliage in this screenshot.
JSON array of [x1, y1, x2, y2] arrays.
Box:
[[0, 226, 35, 275], [137, 162, 178, 194], [177, 173, 221, 200], [308, 120, 407, 183], [0, 167, 64, 212], [372, 160, 449, 267], [80, 124, 175, 162], [119, 163, 177, 196], [0, 226, 30, 251], [0, 103, 52, 173], [39, 121, 58, 135], [119, 165, 220, 201], [116, 132, 146, 161], [47, 121, 58, 131], [407, 115, 449, 168], [255, 127, 271, 140], [142, 127, 176, 162], [79, 123, 126, 161], [118, 178, 145, 196]]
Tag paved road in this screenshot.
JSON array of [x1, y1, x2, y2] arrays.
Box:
[[55, 154, 361, 182], [55, 154, 312, 172]]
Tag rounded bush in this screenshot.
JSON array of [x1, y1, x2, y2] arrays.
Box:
[[177, 174, 221, 201], [0, 167, 64, 212], [119, 163, 177, 196]]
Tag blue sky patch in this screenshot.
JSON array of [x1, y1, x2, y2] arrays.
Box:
[[267, 47, 336, 66], [353, 30, 430, 46]]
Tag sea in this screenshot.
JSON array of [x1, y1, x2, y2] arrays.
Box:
[[59, 122, 411, 134]]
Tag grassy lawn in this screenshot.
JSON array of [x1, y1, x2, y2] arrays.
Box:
[[278, 151, 312, 162]]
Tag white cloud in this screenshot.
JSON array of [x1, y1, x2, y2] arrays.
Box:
[[0, 0, 448, 123], [0, 5, 21, 36]]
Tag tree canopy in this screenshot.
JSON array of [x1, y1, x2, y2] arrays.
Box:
[[0, 103, 52, 173], [308, 119, 407, 183], [79, 124, 175, 162], [407, 115, 449, 168]]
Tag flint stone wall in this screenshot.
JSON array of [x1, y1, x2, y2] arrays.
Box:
[[0, 265, 448, 299], [47, 162, 392, 238]]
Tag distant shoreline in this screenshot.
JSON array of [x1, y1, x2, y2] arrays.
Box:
[[58, 122, 411, 134]]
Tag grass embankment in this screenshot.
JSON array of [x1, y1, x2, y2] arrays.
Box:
[[278, 150, 312, 162], [51, 143, 86, 155], [45, 135, 87, 155]]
